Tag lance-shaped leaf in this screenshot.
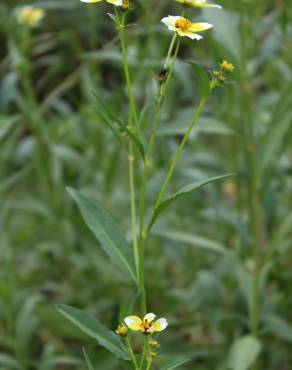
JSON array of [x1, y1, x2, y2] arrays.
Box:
[[153, 229, 228, 255], [56, 305, 129, 361], [160, 359, 190, 370], [82, 348, 95, 370], [148, 173, 235, 231], [93, 93, 145, 159], [187, 62, 210, 100], [228, 335, 261, 370], [67, 187, 137, 284]]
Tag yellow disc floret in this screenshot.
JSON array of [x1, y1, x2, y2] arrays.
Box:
[[175, 17, 192, 32], [124, 313, 168, 334], [220, 60, 234, 73], [115, 324, 128, 336], [17, 6, 45, 28]]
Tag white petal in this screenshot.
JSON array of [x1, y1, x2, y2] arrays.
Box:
[[153, 318, 168, 332], [144, 313, 156, 323], [80, 0, 103, 3], [185, 32, 203, 40], [190, 22, 213, 32], [161, 16, 181, 28], [107, 0, 123, 5], [124, 316, 142, 330], [187, 32, 203, 40]]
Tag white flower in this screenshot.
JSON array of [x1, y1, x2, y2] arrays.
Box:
[[80, 0, 123, 6], [161, 16, 212, 40], [174, 0, 222, 8], [124, 313, 168, 334]]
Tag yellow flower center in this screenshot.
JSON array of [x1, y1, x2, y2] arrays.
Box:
[[140, 320, 152, 333], [220, 60, 234, 73], [175, 18, 192, 32], [115, 324, 128, 336]]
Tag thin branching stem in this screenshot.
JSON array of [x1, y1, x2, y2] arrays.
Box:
[[117, 10, 140, 283], [138, 35, 180, 314], [125, 337, 139, 370]]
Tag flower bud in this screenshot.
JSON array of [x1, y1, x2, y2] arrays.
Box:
[[115, 324, 128, 337]]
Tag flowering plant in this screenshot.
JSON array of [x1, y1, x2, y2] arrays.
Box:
[[56, 0, 234, 368]]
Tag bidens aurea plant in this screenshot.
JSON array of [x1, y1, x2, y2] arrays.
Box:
[[124, 313, 168, 334], [57, 0, 234, 369]]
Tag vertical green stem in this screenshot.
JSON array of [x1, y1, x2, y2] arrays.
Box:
[[125, 337, 139, 370], [139, 339, 148, 370], [117, 10, 140, 290], [118, 11, 139, 134], [138, 36, 180, 314], [146, 357, 153, 370], [153, 97, 206, 211], [239, 3, 262, 361]]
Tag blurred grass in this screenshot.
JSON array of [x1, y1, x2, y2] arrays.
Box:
[[0, 0, 291, 369]]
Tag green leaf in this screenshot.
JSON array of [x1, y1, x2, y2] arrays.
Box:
[[187, 62, 210, 100], [262, 314, 292, 342], [56, 305, 129, 361], [160, 359, 190, 370], [67, 187, 137, 284], [259, 82, 292, 175], [153, 229, 228, 255], [228, 335, 261, 370], [202, 9, 241, 62], [93, 93, 145, 159], [0, 165, 33, 194], [148, 174, 235, 231], [271, 211, 292, 250], [82, 347, 95, 370]]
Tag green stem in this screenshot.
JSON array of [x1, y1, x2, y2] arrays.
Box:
[[125, 337, 139, 370], [118, 11, 139, 135], [153, 97, 206, 212], [163, 33, 177, 69], [139, 339, 148, 370], [117, 10, 140, 282], [239, 5, 261, 364], [146, 357, 153, 370], [138, 36, 180, 314]]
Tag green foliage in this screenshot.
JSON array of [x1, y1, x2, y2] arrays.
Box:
[[149, 173, 235, 230], [56, 304, 129, 360], [228, 336, 261, 370], [160, 359, 190, 370], [187, 62, 211, 100], [67, 187, 137, 284], [0, 0, 291, 369]]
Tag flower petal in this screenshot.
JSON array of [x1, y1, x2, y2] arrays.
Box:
[[194, 0, 222, 8], [144, 313, 156, 323], [184, 32, 203, 40], [161, 16, 180, 29], [124, 316, 142, 330], [190, 22, 213, 32], [153, 318, 168, 332], [107, 0, 123, 5], [80, 0, 103, 3]]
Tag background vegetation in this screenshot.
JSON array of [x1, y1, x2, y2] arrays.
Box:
[[0, 0, 291, 369]]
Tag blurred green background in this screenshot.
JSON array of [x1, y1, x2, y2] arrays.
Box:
[[0, 0, 291, 369]]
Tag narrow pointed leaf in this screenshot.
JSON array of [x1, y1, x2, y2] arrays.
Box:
[[153, 229, 228, 255], [93, 93, 145, 159], [56, 305, 129, 360], [83, 348, 95, 370], [262, 314, 292, 342], [187, 62, 210, 100], [160, 359, 190, 370], [67, 187, 137, 284], [228, 335, 261, 370], [95, 107, 127, 150], [149, 174, 235, 231]]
